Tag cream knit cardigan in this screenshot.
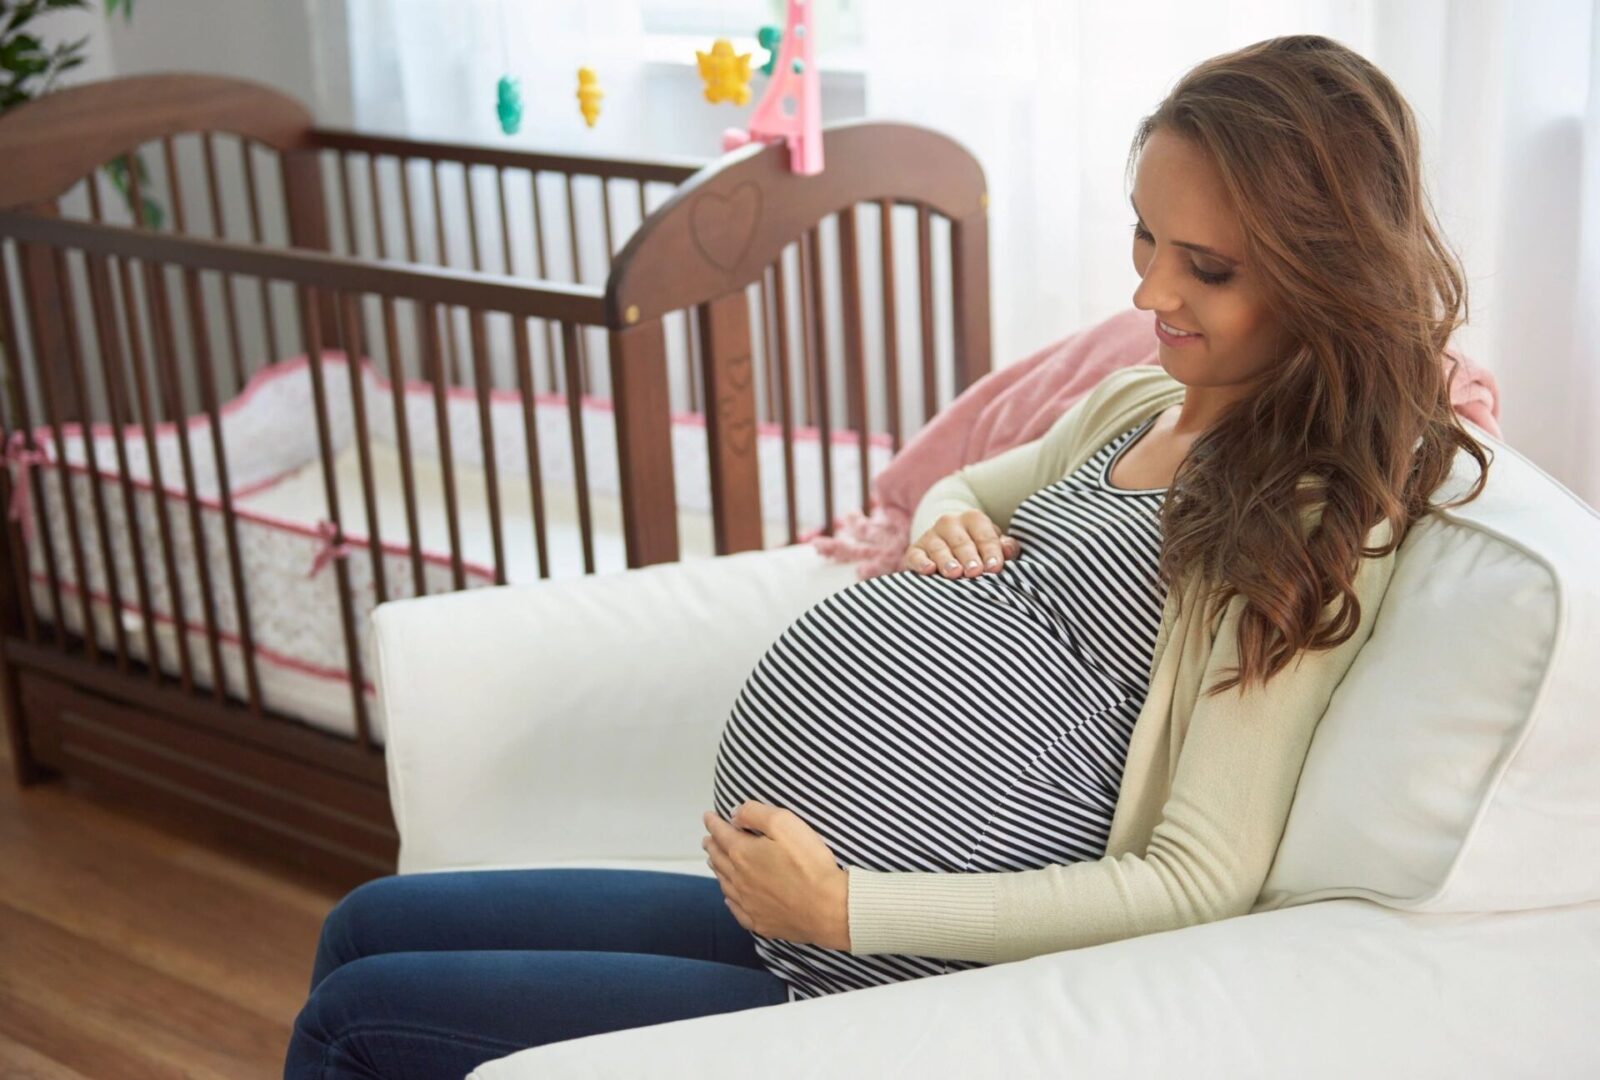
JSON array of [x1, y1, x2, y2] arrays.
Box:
[[846, 365, 1398, 965]]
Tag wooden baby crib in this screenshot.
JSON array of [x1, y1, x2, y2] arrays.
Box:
[[0, 73, 991, 886]]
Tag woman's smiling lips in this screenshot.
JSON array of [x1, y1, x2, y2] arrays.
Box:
[[1155, 317, 1205, 346]]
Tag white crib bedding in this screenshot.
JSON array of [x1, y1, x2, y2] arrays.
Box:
[[19, 352, 890, 743]]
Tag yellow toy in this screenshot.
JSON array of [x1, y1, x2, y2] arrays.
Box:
[[695, 39, 753, 106], [576, 67, 603, 127]]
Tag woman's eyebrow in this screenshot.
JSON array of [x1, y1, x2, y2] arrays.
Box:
[[1129, 194, 1240, 265]]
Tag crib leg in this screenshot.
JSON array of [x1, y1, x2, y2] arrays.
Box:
[[1, 660, 54, 787]]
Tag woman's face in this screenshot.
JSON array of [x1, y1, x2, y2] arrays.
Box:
[[1129, 127, 1291, 394]]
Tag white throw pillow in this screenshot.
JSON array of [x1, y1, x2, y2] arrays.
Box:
[[1258, 425, 1600, 914]]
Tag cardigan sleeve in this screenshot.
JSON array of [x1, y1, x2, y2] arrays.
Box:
[[846, 530, 1397, 965]]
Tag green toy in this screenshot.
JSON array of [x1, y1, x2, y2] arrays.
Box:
[[496, 75, 523, 135], [757, 25, 782, 76]]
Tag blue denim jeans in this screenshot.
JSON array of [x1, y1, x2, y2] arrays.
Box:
[[283, 867, 792, 1078]]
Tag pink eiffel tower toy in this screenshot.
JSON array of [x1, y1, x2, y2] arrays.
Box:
[[720, 0, 823, 175]]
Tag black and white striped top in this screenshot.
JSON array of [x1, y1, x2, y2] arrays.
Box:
[[711, 413, 1170, 1002]]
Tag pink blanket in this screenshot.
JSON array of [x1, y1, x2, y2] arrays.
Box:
[[812, 307, 1502, 580]]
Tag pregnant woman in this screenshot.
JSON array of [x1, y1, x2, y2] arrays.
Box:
[[285, 33, 1491, 1077]]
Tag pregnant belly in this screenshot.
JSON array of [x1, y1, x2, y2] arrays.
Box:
[[710, 568, 1134, 876]]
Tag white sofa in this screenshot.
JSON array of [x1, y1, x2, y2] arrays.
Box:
[[371, 421, 1600, 1078]]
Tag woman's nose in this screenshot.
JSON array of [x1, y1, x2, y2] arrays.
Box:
[[1131, 252, 1184, 314]]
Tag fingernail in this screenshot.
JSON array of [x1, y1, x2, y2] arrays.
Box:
[[985, 556, 999, 567], [965, 559, 979, 570], [945, 560, 959, 570]]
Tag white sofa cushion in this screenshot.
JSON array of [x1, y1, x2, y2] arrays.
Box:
[[1259, 424, 1600, 913], [468, 893, 1600, 1078]]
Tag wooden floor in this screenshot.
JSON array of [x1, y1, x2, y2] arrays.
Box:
[[0, 733, 348, 1078]]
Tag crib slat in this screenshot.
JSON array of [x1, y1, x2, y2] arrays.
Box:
[[54, 248, 132, 667], [0, 248, 49, 644], [563, 172, 582, 284], [180, 259, 264, 718], [367, 154, 389, 260], [119, 252, 196, 692], [398, 158, 420, 265], [378, 294, 426, 598], [758, 275, 777, 425], [767, 258, 799, 544], [950, 205, 991, 393], [878, 199, 903, 454], [468, 309, 507, 584], [559, 320, 595, 574], [336, 292, 389, 606], [78, 254, 150, 675], [463, 164, 483, 272], [836, 205, 872, 513], [25, 246, 100, 662], [563, 174, 589, 399], [88, 251, 163, 679], [495, 167, 514, 276], [605, 319, 677, 568], [511, 316, 551, 578], [239, 139, 281, 365], [696, 292, 762, 555], [801, 225, 836, 536], [683, 308, 699, 414], [420, 301, 466, 591], [428, 161, 461, 385], [916, 204, 936, 424], [337, 151, 359, 257], [200, 134, 246, 387], [160, 137, 187, 235], [599, 177, 615, 261], [85, 168, 104, 223], [300, 287, 374, 750], [528, 171, 559, 386], [144, 252, 230, 698]]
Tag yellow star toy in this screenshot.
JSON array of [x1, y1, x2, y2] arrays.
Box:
[[696, 39, 753, 106], [576, 67, 603, 128]]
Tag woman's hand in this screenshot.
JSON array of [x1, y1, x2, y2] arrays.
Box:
[[903, 509, 1021, 577], [702, 802, 851, 952]]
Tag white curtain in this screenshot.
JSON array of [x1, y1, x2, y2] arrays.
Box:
[[334, 0, 1600, 505], [856, 0, 1600, 506]]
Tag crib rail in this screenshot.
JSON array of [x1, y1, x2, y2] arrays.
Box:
[[0, 209, 617, 753], [607, 121, 991, 562], [306, 131, 704, 408]]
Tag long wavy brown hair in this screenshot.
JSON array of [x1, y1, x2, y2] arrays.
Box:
[[1126, 34, 1493, 697]]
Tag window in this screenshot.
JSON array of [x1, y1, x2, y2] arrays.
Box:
[[638, 0, 862, 51]]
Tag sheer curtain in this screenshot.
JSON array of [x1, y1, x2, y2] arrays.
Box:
[[856, 0, 1600, 505], [333, 0, 1600, 504]]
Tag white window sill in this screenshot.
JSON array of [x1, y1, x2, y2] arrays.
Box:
[[638, 33, 865, 82]]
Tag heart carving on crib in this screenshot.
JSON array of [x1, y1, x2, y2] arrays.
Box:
[[717, 353, 755, 455], [690, 184, 763, 273]]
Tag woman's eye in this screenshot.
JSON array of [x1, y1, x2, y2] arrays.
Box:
[[1131, 221, 1233, 286]]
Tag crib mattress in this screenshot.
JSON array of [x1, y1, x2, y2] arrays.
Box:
[[17, 352, 888, 743]]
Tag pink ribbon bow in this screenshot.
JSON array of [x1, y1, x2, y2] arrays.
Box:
[[307, 518, 360, 578], [2, 431, 50, 548]]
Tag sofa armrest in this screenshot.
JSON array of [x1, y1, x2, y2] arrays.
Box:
[[372, 543, 858, 873], [466, 897, 1600, 1078]]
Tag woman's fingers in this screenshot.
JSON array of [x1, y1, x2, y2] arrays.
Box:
[[921, 533, 961, 576], [935, 519, 982, 577], [964, 512, 1007, 573], [902, 513, 1022, 578]]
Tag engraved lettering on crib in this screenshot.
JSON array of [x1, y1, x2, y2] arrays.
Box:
[[690, 183, 763, 272], [718, 351, 755, 455]]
